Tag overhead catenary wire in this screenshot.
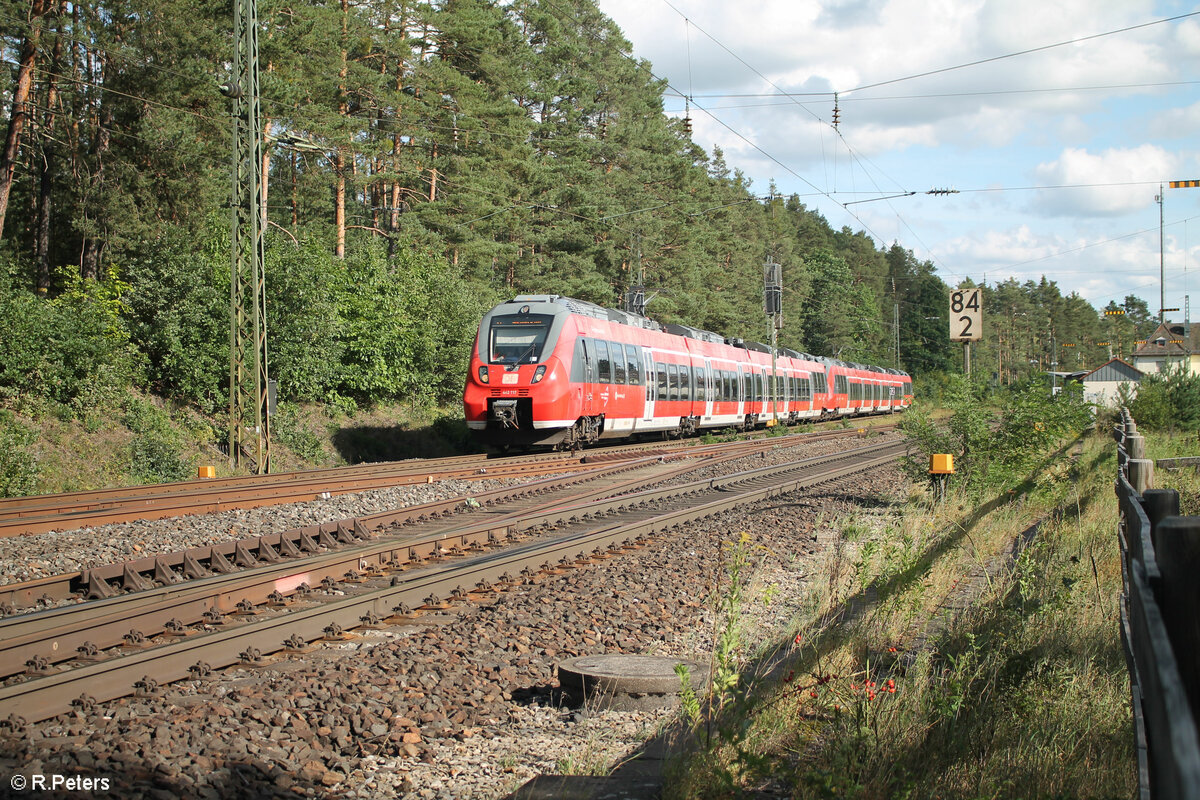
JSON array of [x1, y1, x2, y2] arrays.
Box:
[[843, 11, 1200, 95]]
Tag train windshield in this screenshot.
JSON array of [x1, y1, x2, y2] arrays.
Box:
[[488, 314, 554, 365]]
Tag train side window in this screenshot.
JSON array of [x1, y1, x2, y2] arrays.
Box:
[[626, 345, 641, 385], [724, 371, 732, 401], [656, 362, 668, 401], [597, 340, 611, 383], [757, 373, 764, 401], [613, 343, 626, 384], [667, 364, 679, 401], [680, 366, 690, 402]]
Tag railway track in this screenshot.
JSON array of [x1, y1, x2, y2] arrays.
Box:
[[0, 435, 905, 726], [0, 425, 889, 537]]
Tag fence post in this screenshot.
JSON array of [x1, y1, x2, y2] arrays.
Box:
[[1144, 490, 1181, 553], [1155, 517, 1200, 735], [1130, 459, 1156, 495]]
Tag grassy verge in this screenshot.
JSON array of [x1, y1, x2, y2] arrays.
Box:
[[667, 430, 1135, 799], [0, 392, 479, 495]]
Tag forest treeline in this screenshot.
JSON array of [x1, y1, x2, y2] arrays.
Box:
[[0, 0, 1163, 416]]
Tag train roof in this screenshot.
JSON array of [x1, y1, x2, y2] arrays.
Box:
[[504, 295, 909, 378]]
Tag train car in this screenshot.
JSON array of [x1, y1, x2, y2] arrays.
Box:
[[463, 295, 911, 448]]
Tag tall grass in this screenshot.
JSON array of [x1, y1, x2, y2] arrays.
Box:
[[667, 432, 1134, 799]]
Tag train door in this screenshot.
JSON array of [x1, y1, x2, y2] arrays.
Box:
[[641, 347, 655, 422], [579, 338, 597, 418], [780, 370, 788, 419], [736, 367, 745, 417], [703, 359, 713, 420]]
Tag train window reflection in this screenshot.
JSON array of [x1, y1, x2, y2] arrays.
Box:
[[488, 314, 553, 364]]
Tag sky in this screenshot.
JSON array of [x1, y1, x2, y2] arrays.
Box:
[[594, 0, 1200, 321]]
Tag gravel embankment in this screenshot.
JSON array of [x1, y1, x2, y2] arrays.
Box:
[[0, 435, 906, 799]]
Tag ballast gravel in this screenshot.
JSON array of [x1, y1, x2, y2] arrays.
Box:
[[0, 477, 542, 583], [0, 433, 907, 799]]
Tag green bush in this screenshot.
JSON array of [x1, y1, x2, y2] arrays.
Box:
[[335, 240, 493, 406], [0, 266, 142, 416], [271, 402, 325, 461], [902, 375, 1091, 493], [0, 411, 40, 497], [1129, 366, 1200, 431], [122, 395, 191, 484], [122, 225, 229, 413], [124, 230, 495, 411], [129, 434, 190, 484]]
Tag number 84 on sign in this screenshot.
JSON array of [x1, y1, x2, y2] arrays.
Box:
[[950, 288, 982, 342]]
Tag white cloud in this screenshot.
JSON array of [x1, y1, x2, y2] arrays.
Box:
[[1151, 101, 1200, 139], [1032, 145, 1175, 216], [595, 0, 1200, 311]]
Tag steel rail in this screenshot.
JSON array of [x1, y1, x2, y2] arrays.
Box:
[[0, 455, 705, 678], [0, 430, 853, 610], [0, 433, 851, 675], [0, 440, 904, 724], [0, 458, 594, 537], [0, 426, 889, 537]]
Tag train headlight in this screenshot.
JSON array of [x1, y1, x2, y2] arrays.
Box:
[[478, 366, 489, 384], [531, 365, 547, 384]]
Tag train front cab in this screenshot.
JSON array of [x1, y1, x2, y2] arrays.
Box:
[[464, 298, 581, 447]]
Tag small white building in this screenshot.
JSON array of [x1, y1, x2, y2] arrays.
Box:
[[1080, 358, 1142, 408]]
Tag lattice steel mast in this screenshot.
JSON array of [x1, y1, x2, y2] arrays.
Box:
[[223, 0, 270, 473]]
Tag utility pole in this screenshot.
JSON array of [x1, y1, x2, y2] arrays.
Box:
[[764, 256, 783, 425], [1157, 183, 1165, 325], [1050, 330, 1056, 397], [223, 0, 271, 474], [892, 278, 900, 369]]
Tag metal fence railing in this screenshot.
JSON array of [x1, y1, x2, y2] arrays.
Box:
[[1115, 409, 1200, 800]]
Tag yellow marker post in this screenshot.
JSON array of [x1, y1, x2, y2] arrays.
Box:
[[929, 454, 954, 500], [929, 454, 954, 474], [198, 465, 216, 479]]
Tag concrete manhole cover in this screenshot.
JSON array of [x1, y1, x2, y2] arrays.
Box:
[[557, 654, 710, 711]]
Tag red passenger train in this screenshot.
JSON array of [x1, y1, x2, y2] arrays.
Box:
[[463, 295, 912, 448]]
